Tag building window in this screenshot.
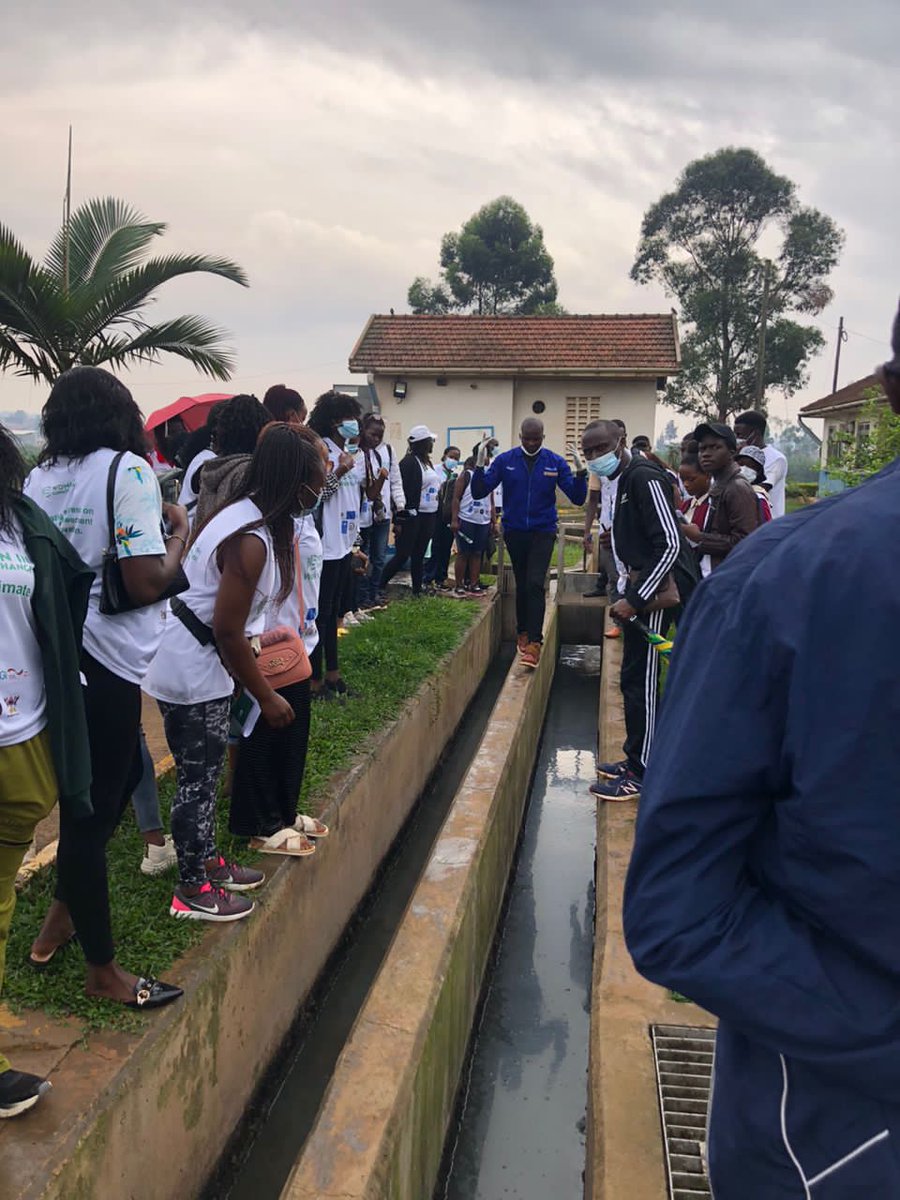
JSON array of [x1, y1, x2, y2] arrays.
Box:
[[565, 396, 603, 452]]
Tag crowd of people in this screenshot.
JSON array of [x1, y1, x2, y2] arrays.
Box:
[[0, 370, 502, 1117]]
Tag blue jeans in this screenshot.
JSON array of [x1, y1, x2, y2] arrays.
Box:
[[131, 726, 163, 834], [359, 520, 390, 606]]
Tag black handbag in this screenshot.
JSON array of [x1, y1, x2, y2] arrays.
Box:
[[99, 452, 188, 615]]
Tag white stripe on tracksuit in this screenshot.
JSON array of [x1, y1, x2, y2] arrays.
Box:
[[640, 607, 666, 770], [638, 478, 681, 601]]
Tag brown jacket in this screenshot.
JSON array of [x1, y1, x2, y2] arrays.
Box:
[[693, 462, 760, 570]]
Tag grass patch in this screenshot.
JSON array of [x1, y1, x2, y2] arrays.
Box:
[[5, 597, 481, 1030]]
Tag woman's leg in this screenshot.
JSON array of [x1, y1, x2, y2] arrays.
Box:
[[229, 680, 311, 837], [159, 699, 230, 891], [0, 732, 57, 1075], [379, 517, 418, 590], [411, 514, 436, 595], [312, 559, 340, 685], [38, 653, 141, 967], [131, 726, 166, 848]]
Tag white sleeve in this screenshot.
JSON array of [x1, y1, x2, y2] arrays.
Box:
[[113, 455, 166, 559], [388, 446, 405, 511]]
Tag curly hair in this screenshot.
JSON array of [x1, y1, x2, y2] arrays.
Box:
[[175, 398, 232, 469], [0, 424, 26, 536], [214, 394, 271, 456], [263, 384, 306, 423], [306, 390, 362, 439], [39, 366, 146, 464]]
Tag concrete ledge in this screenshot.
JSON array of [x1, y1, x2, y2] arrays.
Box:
[[586, 612, 714, 1200], [2, 599, 499, 1200], [282, 604, 559, 1200]]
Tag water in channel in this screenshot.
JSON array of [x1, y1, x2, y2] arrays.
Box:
[[437, 644, 600, 1200]]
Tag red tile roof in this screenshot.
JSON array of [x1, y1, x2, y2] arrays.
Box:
[[799, 374, 886, 417], [349, 314, 680, 375]]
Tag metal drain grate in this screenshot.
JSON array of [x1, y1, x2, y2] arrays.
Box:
[[651, 1024, 715, 1199]]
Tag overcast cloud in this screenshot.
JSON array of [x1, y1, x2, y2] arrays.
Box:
[[2, 0, 898, 432]]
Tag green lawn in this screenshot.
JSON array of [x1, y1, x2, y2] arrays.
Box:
[[5, 598, 480, 1030]]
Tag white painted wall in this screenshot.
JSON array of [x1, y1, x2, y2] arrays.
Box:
[[369, 372, 661, 458]]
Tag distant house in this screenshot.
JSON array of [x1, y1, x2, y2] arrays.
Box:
[[348, 314, 680, 458], [799, 374, 887, 492]]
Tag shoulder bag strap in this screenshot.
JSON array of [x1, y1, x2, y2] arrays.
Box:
[[170, 596, 217, 649], [105, 451, 127, 557], [295, 540, 305, 632]]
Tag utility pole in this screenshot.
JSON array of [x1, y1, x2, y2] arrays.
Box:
[[62, 125, 73, 295], [832, 316, 847, 393], [754, 262, 771, 407]]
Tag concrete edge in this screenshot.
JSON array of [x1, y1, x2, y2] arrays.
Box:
[[586, 610, 714, 1200], [281, 604, 560, 1200], [10, 599, 501, 1200]]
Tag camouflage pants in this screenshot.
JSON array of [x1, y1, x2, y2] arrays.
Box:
[[158, 698, 230, 887]]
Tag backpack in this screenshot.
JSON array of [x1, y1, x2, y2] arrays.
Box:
[[441, 468, 468, 524]]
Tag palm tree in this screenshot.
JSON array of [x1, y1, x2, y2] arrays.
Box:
[[0, 197, 248, 383]]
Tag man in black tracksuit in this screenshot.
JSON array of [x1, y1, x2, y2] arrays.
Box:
[[581, 420, 699, 800]]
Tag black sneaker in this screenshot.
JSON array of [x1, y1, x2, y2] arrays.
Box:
[[169, 883, 254, 922], [596, 759, 629, 780], [0, 1069, 51, 1118], [589, 771, 642, 802]]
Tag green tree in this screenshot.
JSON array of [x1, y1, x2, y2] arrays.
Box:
[[408, 196, 559, 315], [0, 197, 247, 383], [631, 148, 843, 422], [829, 392, 900, 486]]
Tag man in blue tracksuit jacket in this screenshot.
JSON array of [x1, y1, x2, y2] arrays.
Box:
[[471, 417, 586, 665], [624, 303, 900, 1198]]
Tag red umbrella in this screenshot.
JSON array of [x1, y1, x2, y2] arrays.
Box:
[[144, 392, 233, 434]]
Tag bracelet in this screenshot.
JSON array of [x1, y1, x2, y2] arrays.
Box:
[[167, 534, 186, 547]]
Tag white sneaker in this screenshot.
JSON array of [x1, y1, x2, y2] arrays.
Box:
[[343, 612, 361, 627], [141, 835, 178, 877]]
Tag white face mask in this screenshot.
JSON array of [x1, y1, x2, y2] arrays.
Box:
[[738, 465, 757, 484]]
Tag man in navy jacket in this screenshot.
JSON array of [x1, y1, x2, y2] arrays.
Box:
[[471, 417, 586, 666], [624, 303, 900, 1197]]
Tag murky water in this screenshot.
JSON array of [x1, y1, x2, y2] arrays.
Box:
[[437, 645, 600, 1200]]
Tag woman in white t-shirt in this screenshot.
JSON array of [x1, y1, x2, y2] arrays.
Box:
[[0, 425, 97, 1115], [305, 390, 366, 701], [24, 367, 188, 1011], [225, 424, 328, 855], [145, 425, 326, 905], [379, 424, 442, 598]]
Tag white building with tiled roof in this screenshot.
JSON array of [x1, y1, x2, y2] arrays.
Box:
[[348, 313, 680, 457]]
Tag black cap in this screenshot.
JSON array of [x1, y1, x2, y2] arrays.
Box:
[[693, 422, 737, 451]]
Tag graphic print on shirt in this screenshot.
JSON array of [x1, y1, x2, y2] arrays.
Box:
[[0, 524, 47, 746]]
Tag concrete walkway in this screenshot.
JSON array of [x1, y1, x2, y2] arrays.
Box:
[[587, 620, 715, 1200]]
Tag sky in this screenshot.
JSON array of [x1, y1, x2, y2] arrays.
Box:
[[2, 0, 898, 436]]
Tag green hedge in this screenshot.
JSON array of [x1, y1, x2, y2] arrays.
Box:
[[785, 481, 818, 499]]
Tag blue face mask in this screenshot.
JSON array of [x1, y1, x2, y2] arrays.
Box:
[[443, 458, 459, 473], [588, 451, 620, 479], [337, 419, 359, 441]]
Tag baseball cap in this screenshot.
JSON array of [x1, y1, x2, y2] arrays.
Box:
[[693, 422, 737, 451], [735, 444, 766, 469], [408, 424, 437, 442]]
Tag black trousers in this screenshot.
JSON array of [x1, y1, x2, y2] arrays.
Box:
[[229, 680, 311, 838], [620, 606, 679, 778], [56, 651, 143, 966], [380, 513, 437, 596], [424, 519, 454, 584], [504, 529, 555, 644], [311, 553, 352, 679]]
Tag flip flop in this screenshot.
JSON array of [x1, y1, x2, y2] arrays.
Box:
[[27, 931, 78, 973], [293, 814, 329, 839], [250, 829, 317, 857]]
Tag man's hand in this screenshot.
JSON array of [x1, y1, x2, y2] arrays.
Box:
[[610, 598, 638, 624], [261, 693, 295, 729], [583, 531, 593, 552], [570, 443, 587, 474], [476, 435, 492, 468], [681, 523, 702, 544], [451, 519, 460, 533]]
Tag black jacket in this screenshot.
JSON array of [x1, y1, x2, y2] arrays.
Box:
[[612, 457, 699, 612], [13, 494, 94, 818], [397, 452, 427, 513]]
